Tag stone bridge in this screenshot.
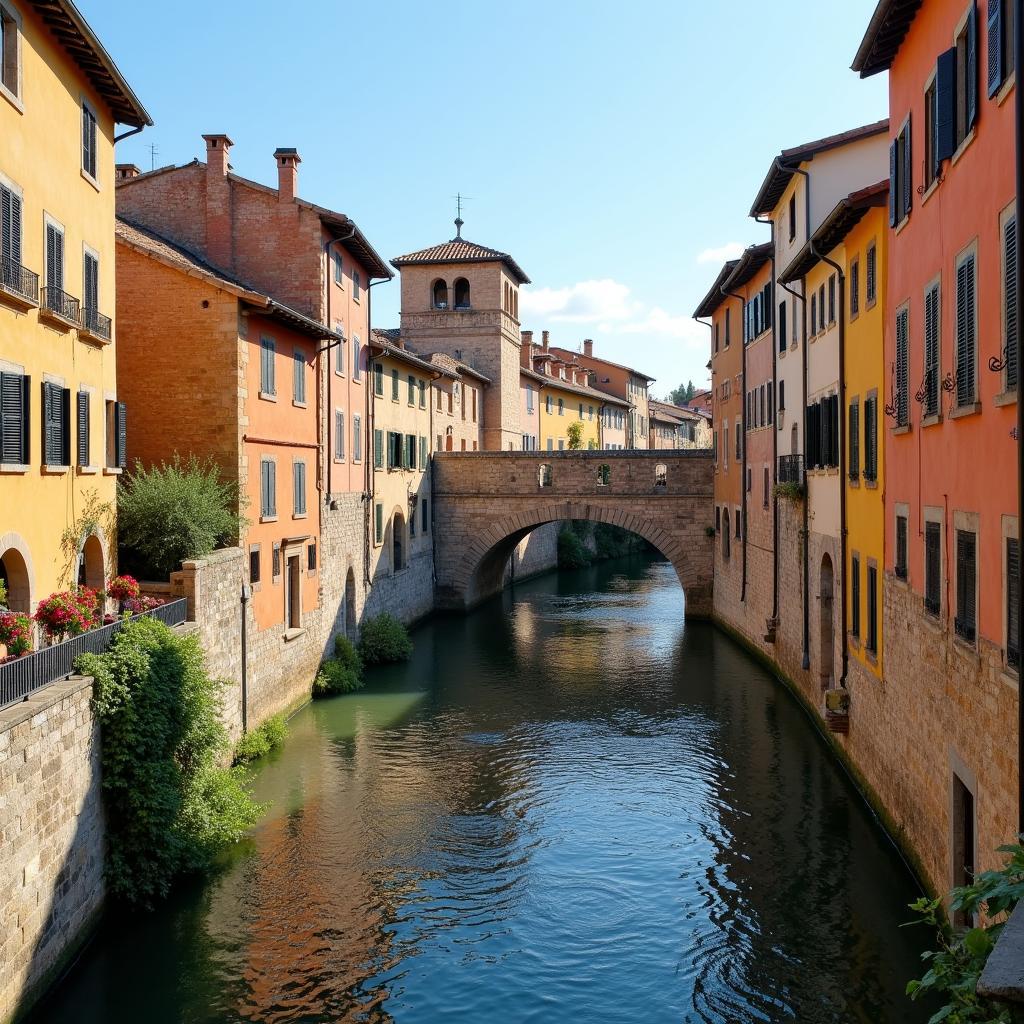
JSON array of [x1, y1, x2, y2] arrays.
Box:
[[432, 450, 715, 616]]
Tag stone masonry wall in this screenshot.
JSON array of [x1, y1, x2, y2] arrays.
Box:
[[0, 678, 104, 1024], [505, 522, 559, 585]]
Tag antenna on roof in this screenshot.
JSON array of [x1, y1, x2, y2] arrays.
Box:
[[453, 192, 474, 238], [148, 143, 159, 170]]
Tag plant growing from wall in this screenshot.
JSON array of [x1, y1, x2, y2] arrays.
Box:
[[773, 481, 806, 503], [233, 714, 288, 765], [117, 455, 245, 580], [78, 616, 262, 906], [905, 840, 1024, 1023], [566, 421, 585, 450], [558, 526, 592, 569], [358, 614, 413, 666], [59, 489, 116, 586], [314, 634, 366, 696]]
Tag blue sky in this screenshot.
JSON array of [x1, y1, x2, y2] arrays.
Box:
[[87, 0, 887, 399]]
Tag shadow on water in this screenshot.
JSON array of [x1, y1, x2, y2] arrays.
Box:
[[36, 554, 934, 1024]]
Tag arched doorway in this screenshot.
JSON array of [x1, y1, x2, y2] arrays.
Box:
[[819, 554, 835, 689], [0, 543, 31, 613], [392, 512, 406, 572], [344, 567, 356, 640], [78, 533, 105, 591]]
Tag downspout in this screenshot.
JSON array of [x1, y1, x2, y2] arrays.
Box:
[[722, 282, 748, 603], [113, 123, 146, 145], [755, 214, 779, 623], [427, 370, 442, 591], [812, 239, 847, 690], [240, 584, 249, 734], [1015, 0, 1024, 835], [365, 278, 389, 589]]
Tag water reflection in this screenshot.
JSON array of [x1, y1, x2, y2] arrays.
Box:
[[41, 557, 930, 1024]]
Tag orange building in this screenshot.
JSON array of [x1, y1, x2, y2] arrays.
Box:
[[854, 0, 1019, 897]]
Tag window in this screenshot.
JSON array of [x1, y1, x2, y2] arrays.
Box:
[[353, 414, 362, 462], [545, 394, 552, 415], [806, 395, 840, 470], [260, 338, 275, 395], [924, 282, 941, 416], [557, 398, 564, 416], [715, 507, 721, 533], [767, 383, 774, 424], [988, 0, 1015, 96], [45, 219, 64, 298], [271, 542, 281, 579], [1004, 213, 1018, 391], [597, 463, 610, 486], [373, 427, 383, 469], [408, 374, 416, 405], [0, 371, 28, 465], [779, 379, 785, 411], [924, 77, 938, 191], [260, 458, 276, 518], [863, 395, 878, 482], [391, 368, 399, 401], [81, 102, 98, 181], [955, 528, 977, 642], [955, 250, 977, 406], [547, 438, 553, 452], [811, 292, 817, 335], [851, 555, 861, 637], [788, 193, 796, 242], [925, 521, 942, 614], [896, 514, 908, 580], [77, 390, 90, 466], [105, 399, 126, 468], [405, 432, 416, 470], [333, 250, 343, 285], [538, 463, 552, 487], [954, 6, 978, 147], [828, 274, 836, 324], [895, 307, 909, 426], [308, 542, 317, 572], [735, 421, 741, 461], [352, 270, 361, 301], [453, 277, 470, 309], [1008, 537, 1020, 668], [432, 279, 449, 308], [714, 323, 720, 352], [335, 332, 346, 374], [734, 508, 741, 539], [818, 284, 825, 329], [952, 773, 976, 925], [1, 2, 21, 100], [419, 435, 427, 470], [249, 546, 261, 585], [722, 510, 731, 557], [422, 498, 429, 533], [763, 466, 769, 507], [655, 463, 667, 487], [867, 564, 878, 654], [374, 502, 383, 544], [42, 382, 69, 466], [293, 350, 306, 404], [725, 307, 731, 346], [82, 250, 99, 326], [335, 409, 345, 460], [352, 336, 361, 380], [890, 119, 912, 226], [746, 466, 751, 492], [778, 300, 787, 353], [0, 178, 23, 285], [526, 387, 535, 413], [374, 361, 384, 396], [848, 399, 860, 478], [850, 259, 860, 317], [419, 379, 426, 408]]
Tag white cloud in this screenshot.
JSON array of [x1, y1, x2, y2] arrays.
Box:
[[697, 242, 745, 264], [518, 279, 639, 324]]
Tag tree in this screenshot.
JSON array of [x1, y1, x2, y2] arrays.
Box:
[[566, 421, 584, 449], [667, 380, 696, 406]]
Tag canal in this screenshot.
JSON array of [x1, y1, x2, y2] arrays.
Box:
[[42, 555, 931, 1023]]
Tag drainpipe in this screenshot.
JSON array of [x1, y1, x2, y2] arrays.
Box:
[[365, 278, 389, 589], [113, 124, 146, 145], [1015, 0, 1024, 836], [240, 583, 249, 734], [812, 240, 847, 691], [755, 215, 779, 624], [427, 369, 443, 590], [722, 281, 748, 603]]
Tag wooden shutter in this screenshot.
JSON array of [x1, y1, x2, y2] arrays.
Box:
[[811, 293, 817, 334], [116, 401, 127, 468], [966, 1, 978, 129], [0, 371, 27, 464], [0, 183, 21, 275], [260, 460, 269, 516], [293, 350, 304, 403], [851, 557, 860, 636], [956, 530, 977, 637], [957, 255, 977, 405], [867, 246, 877, 303], [293, 461, 305, 515], [374, 428, 383, 468], [936, 48, 957, 166], [988, 0, 1004, 95], [419, 435, 427, 469], [1008, 537, 1020, 665], [925, 522, 941, 611], [849, 401, 859, 477], [83, 252, 98, 313], [1006, 216, 1018, 389], [889, 140, 897, 226], [850, 262, 859, 316], [925, 286, 940, 415], [42, 382, 55, 463], [60, 387, 70, 465], [902, 116, 913, 218], [268, 460, 276, 516], [46, 223, 63, 290], [353, 415, 362, 462], [896, 309, 909, 426]]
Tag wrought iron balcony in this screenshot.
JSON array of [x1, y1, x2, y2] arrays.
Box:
[[40, 286, 81, 325], [0, 257, 39, 305], [777, 453, 804, 485], [80, 306, 112, 341]]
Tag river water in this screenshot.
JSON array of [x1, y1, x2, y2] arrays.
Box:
[[42, 556, 932, 1023]]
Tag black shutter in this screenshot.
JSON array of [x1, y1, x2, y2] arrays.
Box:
[[77, 391, 89, 466], [902, 115, 913, 218], [849, 401, 859, 477], [967, 0, 978, 128], [925, 286, 940, 415], [0, 372, 28, 464], [61, 387, 70, 466], [889, 140, 897, 226], [1006, 216, 1018, 389], [956, 255, 977, 405], [851, 557, 860, 636], [42, 382, 54, 464], [936, 48, 957, 166], [116, 400, 127, 468], [925, 522, 941, 612], [1008, 537, 1020, 666], [988, 0, 1004, 95], [896, 309, 909, 426]]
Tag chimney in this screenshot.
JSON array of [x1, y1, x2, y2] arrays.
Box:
[[202, 134, 234, 269], [520, 330, 533, 367], [274, 147, 300, 203], [542, 330, 550, 352], [115, 163, 140, 181], [583, 338, 594, 357]]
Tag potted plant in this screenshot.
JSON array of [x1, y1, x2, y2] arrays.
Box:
[[34, 588, 100, 644], [824, 687, 850, 734], [0, 611, 33, 659], [107, 574, 141, 615]]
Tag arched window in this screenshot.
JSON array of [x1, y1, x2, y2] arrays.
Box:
[[597, 464, 610, 486], [78, 533, 105, 590], [0, 544, 32, 613], [392, 511, 406, 572], [512, 289, 518, 319], [454, 278, 471, 309], [432, 279, 449, 310], [538, 463, 552, 487], [655, 463, 667, 488]]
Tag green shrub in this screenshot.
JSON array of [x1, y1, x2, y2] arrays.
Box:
[[78, 617, 262, 907], [233, 714, 288, 765], [333, 633, 363, 675], [906, 840, 1024, 1023], [118, 455, 245, 579], [594, 522, 644, 560], [558, 526, 591, 569], [313, 658, 364, 696], [358, 613, 413, 665]]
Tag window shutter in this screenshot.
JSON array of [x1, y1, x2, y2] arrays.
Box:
[[1008, 538, 1020, 665], [374, 428, 383, 469], [926, 522, 941, 610], [936, 48, 957, 165], [896, 309, 909, 426], [851, 557, 860, 636], [849, 401, 859, 477], [889, 141, 898, 226], [375, 503, 383, 543], [957, 255, 977, 405], [84, 252, 98, 313], [1006, 216, 1018, 389], [116, 401, 127, 468], [902, 115, 913, 218], [260, 461, 269, 516], [42, 381, 54, 463], [77, 390, 89, 466], [966, 0, 978, 128], [988, 0, 1004, 95], [0, 372, 27, 464], [925, 286, 940, 415], [268, 460, 276, 516], [61, 387, 70, 466], [46, 224, 57, 290]]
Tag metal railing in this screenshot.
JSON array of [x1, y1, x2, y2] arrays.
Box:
[[81, 306, 112, 340], [0, 257, 39, 304], [0, 598, 188, 711], [777, 454, 804, 485], [41, 286, 81, 324]]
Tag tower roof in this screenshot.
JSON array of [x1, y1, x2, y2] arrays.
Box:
[[391, 237, 530, 284]]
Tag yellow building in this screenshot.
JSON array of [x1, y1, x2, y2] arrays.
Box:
[[0, 1, 150, 618], [528, 346, 615, 452]]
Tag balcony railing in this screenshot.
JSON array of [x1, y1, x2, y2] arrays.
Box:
[[0, 598, 188, 711], [777, 454, 804, 485], [0, 257, 40, 304], [81, 306, 112, 340], [41, 286, 81, 324]]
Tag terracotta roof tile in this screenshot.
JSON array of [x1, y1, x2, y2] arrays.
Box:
[[391, 237, 530, 284]]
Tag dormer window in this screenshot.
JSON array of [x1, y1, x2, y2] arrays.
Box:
[[454, 277, 470, 309], [432, 279, 448, 309]]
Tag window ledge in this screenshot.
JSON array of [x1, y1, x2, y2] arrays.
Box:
[[78, 326, 112, 347], [258, 391, 277, 403], [949, 401, 981, 420], [42, 464, 69, 475], [77, 465, 99, 475], [994, 390, 1017, 408], [283, 627, 306, 642], [333, 457, 345, 464], [848, 477, 860, 488], [894, 215, 910, 237], [865, 649, 878, 667], [103, 466, 123, 476], [292, 400, 308, 409], [866, 297, 878, 311], [260, 514, 278, 524], [0, 76, 23, 112], [0, 463, 28, 474], [80, 168, 100, 193], [864, 478, 878, 490], [1000, 668, 1020, 693], [953, 635, 980, 663], [893, 424, 911, 435], [0, 284, 38, 314], [292, 513, 308, 520], [38, 307, 77, 332], [922, 412, 943, 427], [950, 128, 977, 168], [334, 370, 346, 378], [996, 71, 1016, 106], [921, 177, 941, 207]]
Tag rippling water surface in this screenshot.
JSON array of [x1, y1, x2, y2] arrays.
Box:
[[42, 556, 931, 1023]]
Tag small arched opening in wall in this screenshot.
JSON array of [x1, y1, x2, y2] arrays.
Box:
[[819, 553, 835, 689], [392, 510, 406, 573], [0, 536, 34, 614], [78, 532, 106, 591], [344, 567, 357, 640], [655, 463, 667, 489], [432, 279, 449, 310], [453, 277, 470, 310]]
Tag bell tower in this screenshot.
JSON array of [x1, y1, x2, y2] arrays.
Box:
[[392, 221, 529, 451]]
